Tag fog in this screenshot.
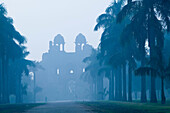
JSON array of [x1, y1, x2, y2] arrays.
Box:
[[0, 0, 170, 108], [0, 0, 112, 61]]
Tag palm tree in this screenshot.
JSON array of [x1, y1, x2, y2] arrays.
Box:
[[83, 49, 101, 100], [117, 0, 170, 103], [95, 0, 129, 101], [98, 65, 113, 100], [28, 61, 44, 103], [135, 57, 170, 104], [120, 35, 138, 102], [119, 15, 148, 102], [135, 33, 170, 104], [0, 4, 26, 103], [9, 48, 35, 103], [160, 34, 170, 104], [0, 4, 25, 103]]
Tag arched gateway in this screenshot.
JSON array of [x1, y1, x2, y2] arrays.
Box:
[[35, 33, 92, 102]]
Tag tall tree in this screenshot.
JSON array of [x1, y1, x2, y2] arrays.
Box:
[[117, 0, 170, 103], [95, 0, 127, 101], [0, 4, 26, 104], [83, 49, 101, 100]]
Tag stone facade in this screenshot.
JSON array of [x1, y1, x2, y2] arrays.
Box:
[[36, 33, 92, 102]]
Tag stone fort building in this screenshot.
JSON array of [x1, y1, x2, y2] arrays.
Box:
[[36, 33, 93, 102]]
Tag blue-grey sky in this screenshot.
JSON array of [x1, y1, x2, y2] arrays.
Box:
[[1, 0, 112, 61]]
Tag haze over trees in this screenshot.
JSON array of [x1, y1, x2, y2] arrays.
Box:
[[0, 0, 170, 107], [0, 4, 35, 104], [84, 0, 170, 104]]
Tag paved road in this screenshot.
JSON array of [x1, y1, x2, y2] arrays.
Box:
[[25, 102, 95, 113]]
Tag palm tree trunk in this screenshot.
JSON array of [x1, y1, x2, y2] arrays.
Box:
[[149, 45, 158, 103], [161, 77, 166, 104], [112, 69, 115, 100], [128, 64, 132, 102], [0, 59, 2, 103], [1, 53, 9, 103], [141, 75, 147, 103], [97, 74, 103, 100], [148, 9, 157, 103], [90, 82, 93, 100], [34, 72, 36, 103], [109, 76, 112, 100], [140, 59, 147, 103], [118, 66, 122, 101], [94, 73, 97, 100], [4, 56, 9, 103], [109, 69, 114, 100], [94, 80, 97, 100], [150, 74, 157, 103], [141, 75, 147, 102], [122, 63, 127, 101], [1, 54, 5, 103], [16, 74, 22, 103], [93, 72, 97, 100], [115, 68, 119, 101]]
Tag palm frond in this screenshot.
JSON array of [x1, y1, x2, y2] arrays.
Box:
[[117, 1, 142, 23]]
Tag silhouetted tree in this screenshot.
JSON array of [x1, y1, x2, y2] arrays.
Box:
[[83, 49, 101, 100], [0, 4, 26, 104], [9, 48, 34, 103], [95, 1, 127, 101], [117, 0, 170, 103]]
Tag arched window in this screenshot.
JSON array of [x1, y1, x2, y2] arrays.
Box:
[[83, 68, 85, 73], [70, 70, 74, 74], [81, 43, 85, 51], [56, 69, 60, 75], [60, 44, 63, 51]]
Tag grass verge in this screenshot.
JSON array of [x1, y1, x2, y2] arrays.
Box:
[[0, 103, 44, 113], [80, 101, 170, 113]]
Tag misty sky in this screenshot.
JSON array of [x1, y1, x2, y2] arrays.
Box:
[[0, 0, 112, 61]]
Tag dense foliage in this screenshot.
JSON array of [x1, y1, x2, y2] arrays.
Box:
[[0, 4, 35, 104], [84, 0, 170, 104]]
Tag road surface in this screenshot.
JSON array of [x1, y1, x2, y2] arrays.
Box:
[[25, 102, 94, 113]]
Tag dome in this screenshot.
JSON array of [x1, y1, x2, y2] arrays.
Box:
[[75, 33, 86, 44], [54, 34, 65, 44]]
